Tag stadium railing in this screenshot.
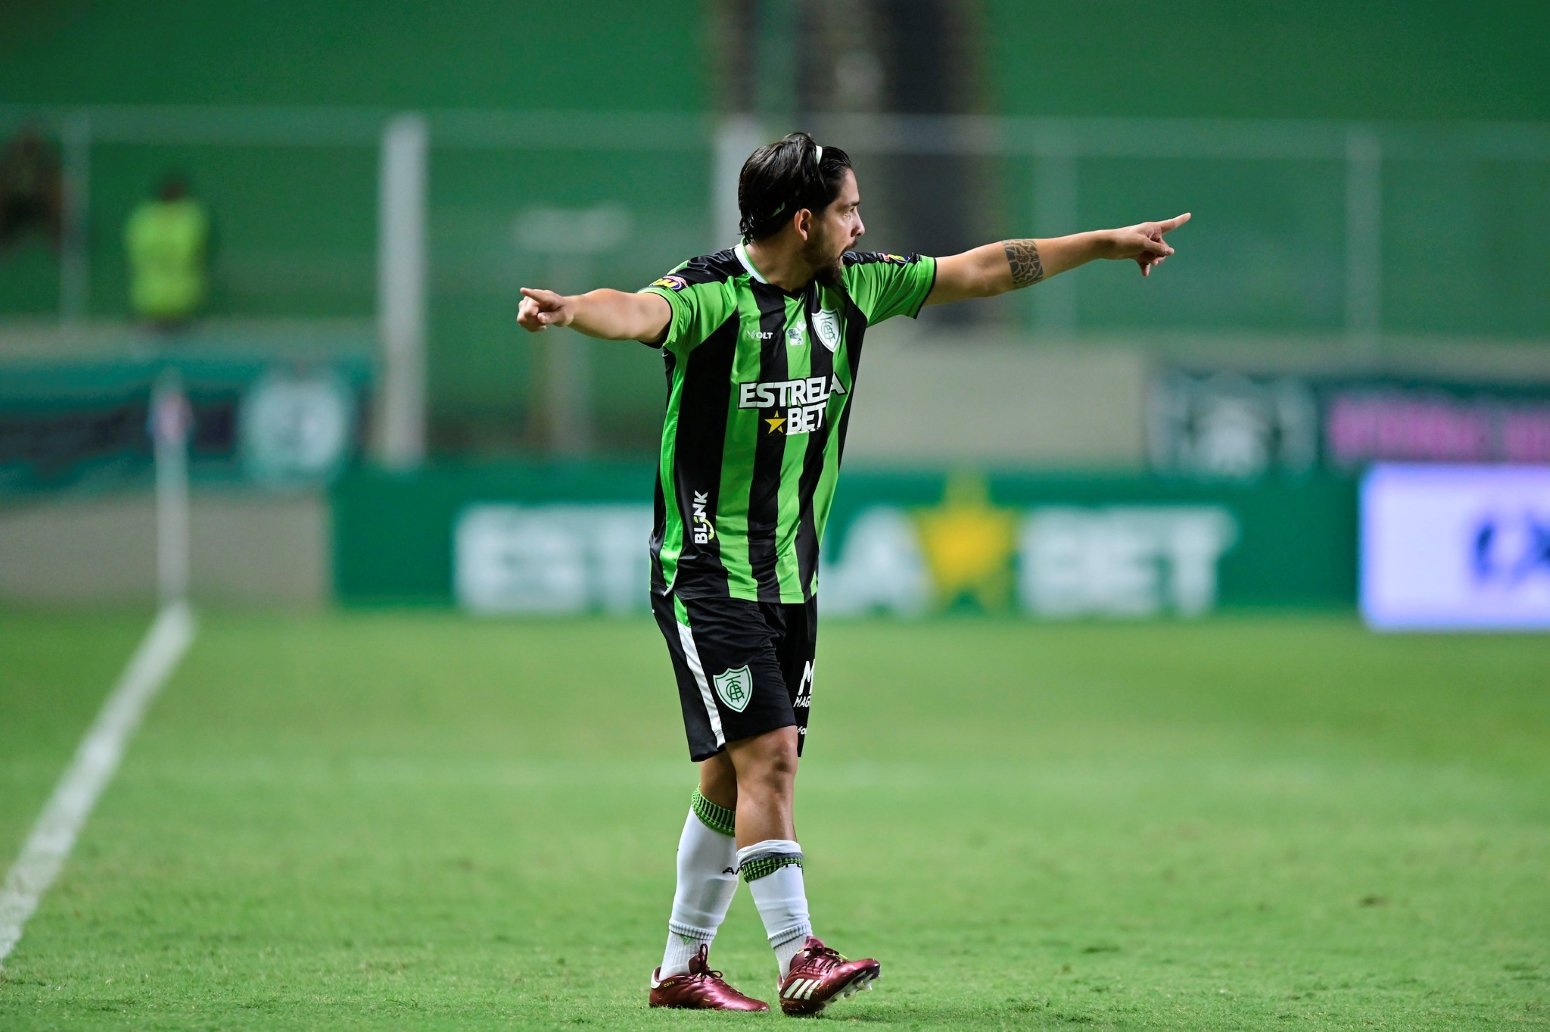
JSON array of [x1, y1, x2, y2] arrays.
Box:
[[3, 105, 1549, 463]]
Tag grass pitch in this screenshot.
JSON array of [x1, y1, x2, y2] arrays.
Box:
[[1, 611, 1546, 1030]]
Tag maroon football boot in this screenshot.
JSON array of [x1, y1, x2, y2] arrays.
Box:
[[776, 936, 881, 1016], [649, 944, 770, 1011]]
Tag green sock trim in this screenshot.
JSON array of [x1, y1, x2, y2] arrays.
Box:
[[691, 789, 736, 837], [740, 854, 802, 883]]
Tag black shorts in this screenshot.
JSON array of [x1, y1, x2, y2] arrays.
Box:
[[652, 591, 817, 762]]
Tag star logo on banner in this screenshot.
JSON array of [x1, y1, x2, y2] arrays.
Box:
[[914, 471, 1016, 612], [766, 416, 786, 433]]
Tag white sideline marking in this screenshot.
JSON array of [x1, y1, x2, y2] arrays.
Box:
[[0, 602, 196, 967]]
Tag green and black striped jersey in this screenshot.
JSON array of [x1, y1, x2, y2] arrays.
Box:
[[641, 242, 937, 604]]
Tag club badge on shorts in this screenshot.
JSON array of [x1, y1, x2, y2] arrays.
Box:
[[713, 665, 754, 712]]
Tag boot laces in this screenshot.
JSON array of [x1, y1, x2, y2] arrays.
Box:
[[801, 942, 847, 973], [689, 944, 728, 983]]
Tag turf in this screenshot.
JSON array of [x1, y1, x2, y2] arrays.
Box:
[[0, 611, 1546, 1030]]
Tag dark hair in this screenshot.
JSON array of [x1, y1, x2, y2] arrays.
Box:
[[737, 132, 853, 243]]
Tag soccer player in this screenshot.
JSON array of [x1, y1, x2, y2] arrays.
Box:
[[517, 133, 1188, 1016]]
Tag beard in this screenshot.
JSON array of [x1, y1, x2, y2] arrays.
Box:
[[801, 234, 846, 288]]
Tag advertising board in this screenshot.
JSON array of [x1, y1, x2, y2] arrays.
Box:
[[455, 503, 652, 614], [1151, 373, 1550, 479], [1, 331, 372, 494], [336, 464, 1356, 615], [1361, 464, 1550, 631], [451, 498, 1239, 618]]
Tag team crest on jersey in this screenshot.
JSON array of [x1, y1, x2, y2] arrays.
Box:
[[651, 275, 689, 292], [713, 665, 754, 713], [812, 309, 841, 352]]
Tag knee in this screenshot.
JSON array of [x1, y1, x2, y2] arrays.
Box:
[[737, 731, 798, 795], [763, 740, 798, 780]]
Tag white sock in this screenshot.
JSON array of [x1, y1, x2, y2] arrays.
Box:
[[659, 791, 739, 977], [772, 933, 808, 981], [661, 928, 711, 981], [738, 839, 813, 979]]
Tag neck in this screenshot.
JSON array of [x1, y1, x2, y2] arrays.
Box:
[[744, 236, 817, 293]]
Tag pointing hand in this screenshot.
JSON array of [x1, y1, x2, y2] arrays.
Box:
[[1105, 212, 1191, 277], [517, 287, 573, 332]]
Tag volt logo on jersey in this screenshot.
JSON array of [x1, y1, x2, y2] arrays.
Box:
[[713, 665, 753, 712]]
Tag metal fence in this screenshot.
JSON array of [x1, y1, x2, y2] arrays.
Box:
[[4, 105, 1549, 457]]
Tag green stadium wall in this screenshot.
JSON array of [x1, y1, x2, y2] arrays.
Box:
[[984, 2, 1550, 340], [6, 2, 1548, 450], [2, 0, 710, 448]]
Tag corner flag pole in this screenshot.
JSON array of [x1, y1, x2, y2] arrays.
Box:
[[375, 113, 428, 471], [151, 367, 191, 606]]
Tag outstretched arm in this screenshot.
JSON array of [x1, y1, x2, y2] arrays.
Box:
[[517, 287, 672, 344], [923, 213, 1191, 306]]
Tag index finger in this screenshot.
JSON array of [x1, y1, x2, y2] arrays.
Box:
[[1157, 212, 1192, 234]]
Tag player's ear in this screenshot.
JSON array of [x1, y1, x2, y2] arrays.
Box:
[[793, 208, 812, 240]]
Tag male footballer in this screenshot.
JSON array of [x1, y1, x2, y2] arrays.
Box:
[[517, 132, 1188, 1016]]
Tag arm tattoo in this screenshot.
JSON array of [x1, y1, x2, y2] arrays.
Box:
[[1003, 239, 1045, 288]]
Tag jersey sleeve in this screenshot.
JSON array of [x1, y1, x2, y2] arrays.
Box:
[[639, 267, 733, 354], [842, 252, 938, 324]]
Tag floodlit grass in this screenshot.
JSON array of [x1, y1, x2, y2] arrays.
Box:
[[1, 611, 1547, 1030], [0, 613, 149, 863]]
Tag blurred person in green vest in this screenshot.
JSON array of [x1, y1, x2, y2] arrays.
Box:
[[125, 174, 209, 327]]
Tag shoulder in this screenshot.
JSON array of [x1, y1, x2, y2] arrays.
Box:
[[650, 249, 742, 293], [842, 250, 925, 268]]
